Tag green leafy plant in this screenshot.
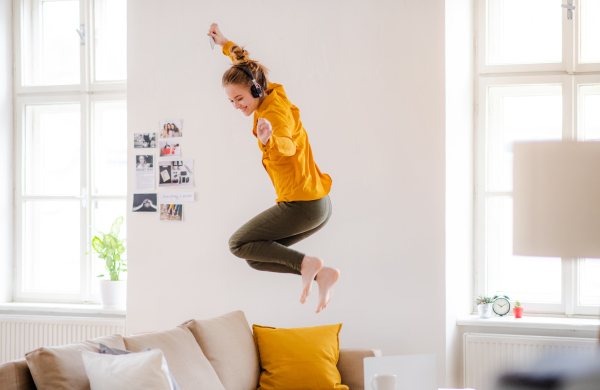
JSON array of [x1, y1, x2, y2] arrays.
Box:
[[475, 295, 494, 305], [515, 301, 522, 308], [86, 217, 127, 281]]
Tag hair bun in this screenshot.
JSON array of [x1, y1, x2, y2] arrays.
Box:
[[229, 44, 251, 65]]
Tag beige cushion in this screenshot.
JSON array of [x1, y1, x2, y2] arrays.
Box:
[[0, 358, 36, 390], [337, 349, 381, 390], [184, 311, 259, 390], [124, 324, 225, 390], [25, 334, 125, 390]]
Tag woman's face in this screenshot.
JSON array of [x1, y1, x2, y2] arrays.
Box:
[[138, 156, 146, 164], [224, 83, 259, 116]]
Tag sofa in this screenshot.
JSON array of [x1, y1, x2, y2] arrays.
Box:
[[0, 310, 380, 390]]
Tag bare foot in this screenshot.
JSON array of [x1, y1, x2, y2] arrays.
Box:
[[300, 256, 323, 304], [315, 267, 340, 313]]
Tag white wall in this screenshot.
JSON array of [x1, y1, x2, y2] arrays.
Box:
[[126, 0, 447, 385], [1, 0, 13, 302], [445, 0, 474, 387]]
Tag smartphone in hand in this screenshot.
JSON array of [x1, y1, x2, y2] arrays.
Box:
[[209, 36, 215, 50]]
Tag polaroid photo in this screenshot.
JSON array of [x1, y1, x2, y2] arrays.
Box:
[[159, 204, 183, 221], [134, 133, 157, 148], [135, 155, 155, 191], [159, 119, 183, 138], [158, 159, 193, 187], [132, 193, 158, 212], [159, 140, 181, 157]]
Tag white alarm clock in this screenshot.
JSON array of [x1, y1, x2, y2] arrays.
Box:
[[492, 294, 511, 316]]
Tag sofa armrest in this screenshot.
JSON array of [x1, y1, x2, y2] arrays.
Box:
[[338, 349, 382, 390], [0, 358, 36, 390]]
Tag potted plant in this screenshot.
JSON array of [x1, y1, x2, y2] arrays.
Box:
[[86, 217, 127, 309], [475, 295, 494, 318], [513, 301, 523, 318]]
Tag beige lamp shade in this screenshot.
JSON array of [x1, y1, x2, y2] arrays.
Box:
[[513, 141, 600, 258]]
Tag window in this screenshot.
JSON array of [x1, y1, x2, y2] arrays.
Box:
[[476, 0, 600, 316], [13, 0, 127, 303]]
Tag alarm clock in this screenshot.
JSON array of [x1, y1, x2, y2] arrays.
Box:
[[492, 294, 511, 316]]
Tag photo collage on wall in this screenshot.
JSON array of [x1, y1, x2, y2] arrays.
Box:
[[132, 118, 194, 221]]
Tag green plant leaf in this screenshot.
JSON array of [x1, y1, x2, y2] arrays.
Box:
[[110, 217, 124, 238], [117, 244, 126, 254], [91, 237, 104, 252], [104, 235, 117, 251], [97, 274, 104, 278]]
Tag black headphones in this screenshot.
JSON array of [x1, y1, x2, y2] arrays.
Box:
[[232, 65, 263, 98]]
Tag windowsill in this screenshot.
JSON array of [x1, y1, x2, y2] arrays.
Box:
[[0, 302, 126, 319], [457, 314, 600, 332]]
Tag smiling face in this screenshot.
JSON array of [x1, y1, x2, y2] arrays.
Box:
[[224, 83, 259, 116]]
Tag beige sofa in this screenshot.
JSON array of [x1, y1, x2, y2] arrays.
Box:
[[0, 311, 380, 390]]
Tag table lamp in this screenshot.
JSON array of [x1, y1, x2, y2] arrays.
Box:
[[512, 140, 600, 339]]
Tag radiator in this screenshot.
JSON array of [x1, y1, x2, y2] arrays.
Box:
[[0, 314, 126, 364], [464, 333, 599, 390]]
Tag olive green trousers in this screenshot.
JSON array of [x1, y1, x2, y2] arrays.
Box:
[[228, 195, 332, 275]]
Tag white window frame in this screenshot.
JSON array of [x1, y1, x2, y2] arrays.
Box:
[[12, 0, 127, 303], [478, 0, 600, 75], [475, 0, 600, 317]]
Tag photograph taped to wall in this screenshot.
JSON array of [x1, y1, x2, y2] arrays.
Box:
[[135, 155, 155, 191], [159, 119, 183, 138], [158, 159, 193, 187], [132, 193, 158, 212], [134, 133, 157, 148], [159, 204, 183, 221], [159, 140, 181, 157]]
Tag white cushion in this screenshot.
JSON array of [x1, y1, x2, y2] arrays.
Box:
[[81, 349, 173, 390]]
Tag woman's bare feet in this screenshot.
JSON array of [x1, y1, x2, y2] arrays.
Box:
[[315, 267, 340, 313], [300, 255, 323, 304]]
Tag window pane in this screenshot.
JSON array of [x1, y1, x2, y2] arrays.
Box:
[[94, 0, 127, 81], [486, 197, 562, 303], [25, 103, 81, 196], [23, 200, 80, 292], [487, 85, 562, 191], [487, 0, 562, 65], [579, 84, 600, 140], [92, 101, 127, 195], [579, 258, 600, 305], [580, 0, 600, 63], [90, 200, 127, 295], [22, 0, 80, 85]]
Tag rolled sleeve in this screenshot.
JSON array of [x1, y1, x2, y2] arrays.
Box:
[[222, 41, 235, 59]]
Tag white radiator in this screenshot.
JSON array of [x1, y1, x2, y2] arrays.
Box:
[[464, 333, 599, 390], [0, 315, 126, 364]]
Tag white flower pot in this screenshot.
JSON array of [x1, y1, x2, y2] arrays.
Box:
[[99, 280, 127, 309], [477, 303, 493, 318]]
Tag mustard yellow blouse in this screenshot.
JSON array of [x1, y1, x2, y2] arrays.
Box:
[[223, 41, 332, 203]]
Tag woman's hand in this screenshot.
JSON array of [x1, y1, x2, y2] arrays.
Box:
[[257, 118, 273, 146], [207, 23, 229, 46]]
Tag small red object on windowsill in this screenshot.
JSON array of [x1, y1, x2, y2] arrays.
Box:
[[513, 307, 524, 318]]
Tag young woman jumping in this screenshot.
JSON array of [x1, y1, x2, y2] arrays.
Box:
[[208, 23, 339, 313]]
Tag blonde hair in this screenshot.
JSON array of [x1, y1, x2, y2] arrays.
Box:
[[222, 43, 269, 93]]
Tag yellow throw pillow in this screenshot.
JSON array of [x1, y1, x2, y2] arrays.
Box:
[[252, 323, 349, 390]]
